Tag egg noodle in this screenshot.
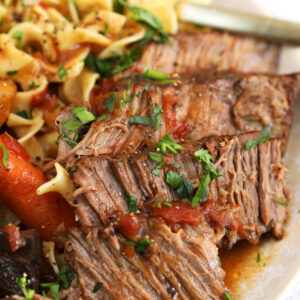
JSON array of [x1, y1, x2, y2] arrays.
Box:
[[0, 0, 179, 166]]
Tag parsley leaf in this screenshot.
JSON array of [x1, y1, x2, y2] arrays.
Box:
[[93, 282, 103, 293], [125, 193, 139, 213], [192, 172, 210, 207], [194, 149, 219, 179], [6, 70, 18, 76], [16, 276, 35, 300], [245, 127, 270, 150], [129, 115, 152, 126], [58, 63, 68, 79], [13, 30, 23, 49], [144, 68, 169, 80], [177, 179, 194, 199], [151, 103, 162, 131], [28, 81, 40, 89], [103, 94, 116, 113], [103, 23, 109, 35], [223, 291, 233, 300], [71, 107, 95, 124], [62, 119, 82, 132], [166, 170, 184, 189], [155, 133, 184, 155], [40, 283, 59, 300], [127, 238, 152, 253], [152, 161, 164, 176], [97, 114, 107, 121], [278, 198, 288, 206], [118, 0, 168, 43], [0, 143, 9, 168], [16, 109, 33, 120], [149, 151, 163, 163]]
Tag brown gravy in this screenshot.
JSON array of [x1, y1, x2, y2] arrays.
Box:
[[220, 235, 273, 296]]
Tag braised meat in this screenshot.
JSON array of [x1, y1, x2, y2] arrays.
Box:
[[132, 31, 280, 74], [73, 132, 288, 247], [0, 229, 42, 296], [51, 71, 298, 169], [62, 218, 227, 300]]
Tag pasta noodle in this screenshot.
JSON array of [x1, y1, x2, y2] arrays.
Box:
[[0, 0, 180, 169], [36, 162, 76, 207]]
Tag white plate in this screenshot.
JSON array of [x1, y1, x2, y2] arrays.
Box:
[[178, 1, 300, 299]]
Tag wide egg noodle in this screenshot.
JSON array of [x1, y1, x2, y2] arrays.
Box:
[[22, 136, 45, 166], [61, 67, 99, 103], [74, 0, 113, 12], [36, 162, 76, 207]]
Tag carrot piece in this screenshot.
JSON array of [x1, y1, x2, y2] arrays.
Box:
[[0, 134, 77, 241]]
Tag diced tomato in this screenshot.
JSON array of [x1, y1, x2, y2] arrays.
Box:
[[118, 214, 141, 237], [163, 94, 192, 138], [153, 202, 201, 226], [31, 89, 57, 112], [39, 2, 48, 9], [201, 199, 242, 231], [3, 224, 26, 252], [124, 244, 135, 258], [0, 133, 30, 161]]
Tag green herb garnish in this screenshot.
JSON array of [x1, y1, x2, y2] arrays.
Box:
[[6, 70, 18, 76], [13, 30, 23, 49], [129, 115, 152, 126], [166, 170, 184, 189], [257, 252, 261, 263], [103, 23, 109, 36], [97, 114, 108, 121], [58, 63, 68, 79], [16, 109, 33, 120], [245, 127, 270, 150], [150, 103, 162, 131], [144, 68, 169, 80], [92, 282, 103, 293], [40, 282, 59, 300], [62, 120, 82, 132], [16, 276, 35, 300], [149, 151, 163, 163], [125, 193, 139, 213], [192, 148, 220, 207], [157, 202, 173, 208], [103, 94, 116, 113], [223, 291, 232, 300], [71, 107, 96, 124], [28, 81, 40, 89], [173, 162, 180, 168], [0, 143, 9, 168], [155, 133, 184, 155], [126, 238, 152, 253], [152, 161, 164, 176], [278, 198, 288, 206]]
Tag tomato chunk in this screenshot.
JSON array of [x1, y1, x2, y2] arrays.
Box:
[[3, 224, 26, 252], [118, 214, 140, 237], [153, 202, 201, 226], [31, 88, 57, 112]]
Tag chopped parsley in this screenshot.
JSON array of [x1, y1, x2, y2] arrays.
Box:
[[62, 119, 82, 132], [157, 202, 173, 209], [257, 252, 261, 263], [119, 91, 133, 109], [245, 126, 270, 150], [149, 151, 163, 163], [278, 198, 288, 206], [223, 291, 232, 300], [192, 148, 220, 207], [16, 109, 33, 120], [40, 282, 59, 300], [150, 103, 162, 131], [28, 81, 39, 89], [152, 161, 164, 176], [0, 143, 9, 168], [125, 193, 139, 213], [129, 115, 152, 126], [144, 68, 169, 81], [173, 162, 180, 168], [71, 107, 96, 124], [58, 63, 68, 79], [118, 0, 168, 43], [155, 133, 184, 155], [103, 23, 109, 36], [92, 282, 103, 293], [126, 238, 152, 253], [103, 94, 116, 113], [166, 170, 194, 200], [13, 30, 23, 49], [126, 79, 131, 90], [16, 275, 35, 300], [97, 114, 108, 121], [6, 70, 18, 76], [70, 166, 76, 173]]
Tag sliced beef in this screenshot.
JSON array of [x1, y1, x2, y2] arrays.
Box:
[[133, 31, 280, 74], [0, 229, 42, 296], [62, 218, 227, 300], [73, 132, 288, 247], [48, 71, 298, 170]]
